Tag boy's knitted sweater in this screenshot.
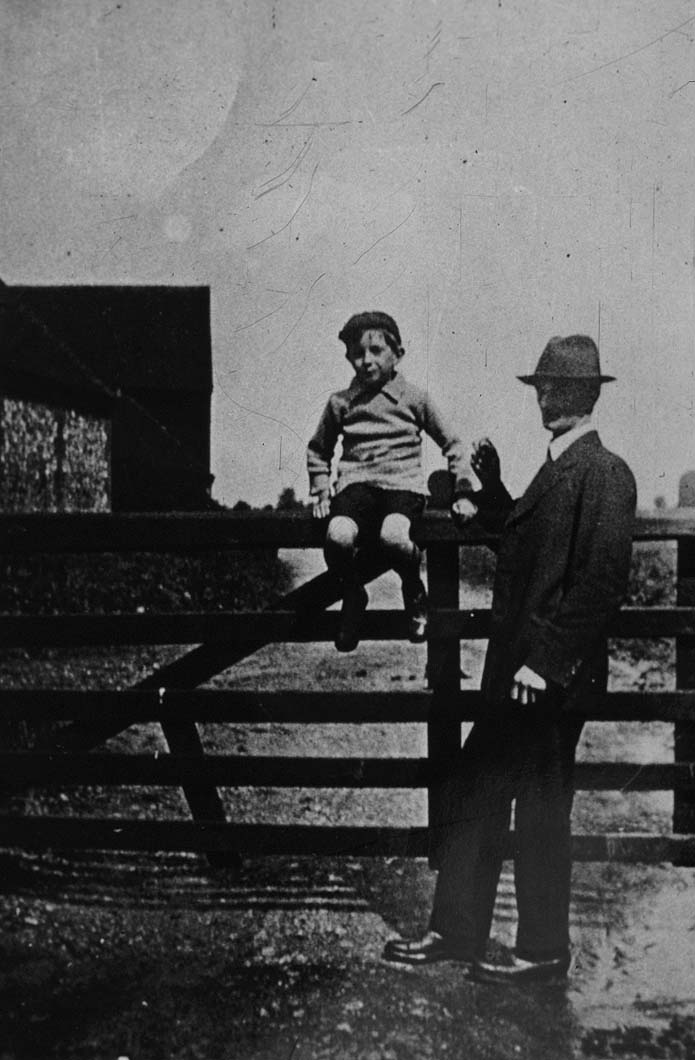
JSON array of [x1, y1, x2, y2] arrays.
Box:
[[307, 372, 472, 499]]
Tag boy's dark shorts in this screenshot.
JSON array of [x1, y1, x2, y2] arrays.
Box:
[[330, 484, 425, 543]]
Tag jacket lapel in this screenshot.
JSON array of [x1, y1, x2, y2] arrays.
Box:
[[506, 431, 600, 524]]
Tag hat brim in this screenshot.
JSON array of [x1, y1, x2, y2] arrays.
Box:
[[517, 373, 616, 385]]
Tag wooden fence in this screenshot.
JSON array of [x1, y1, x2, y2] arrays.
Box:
[[1, 508, 695, 867]]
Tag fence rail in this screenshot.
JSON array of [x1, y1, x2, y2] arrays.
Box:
[[0, 689, 694, 722], [1, 752, 693, 791], [1, 508, 694, 867], [0, 607, 694, 645], [1, 817, 694, 862], [2, 508, 695, 552]]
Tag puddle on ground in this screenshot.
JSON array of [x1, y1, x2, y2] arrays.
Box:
[[568, 868, 695, 1033], [486, 861, 695, 1055]]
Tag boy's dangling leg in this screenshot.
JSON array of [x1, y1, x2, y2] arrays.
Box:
[[324, 515, 368, 652], [379, 513, 428, 643]]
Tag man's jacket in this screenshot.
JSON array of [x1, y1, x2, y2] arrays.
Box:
[[477, 431, 637, 710]]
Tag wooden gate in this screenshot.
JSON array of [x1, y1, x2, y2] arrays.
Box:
[[1, 509, 695, 865]]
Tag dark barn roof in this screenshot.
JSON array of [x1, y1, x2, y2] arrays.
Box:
[[1, 284, 215, 510], [1, 285, 211, 412]]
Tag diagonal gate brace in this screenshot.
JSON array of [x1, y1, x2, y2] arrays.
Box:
[[48, 556, 390, 868]]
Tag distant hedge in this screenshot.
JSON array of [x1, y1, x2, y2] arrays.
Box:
[[0, 549, 290, 615], [627, 541, 676, 607], [0, 539, 677, 615], [458, 540, 676, 607]]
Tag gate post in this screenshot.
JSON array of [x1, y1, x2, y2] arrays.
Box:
[[674, 536, 695, 857], [425, 501, 461, 867]]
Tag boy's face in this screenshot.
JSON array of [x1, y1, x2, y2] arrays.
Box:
[[346, 329, 402, 389]]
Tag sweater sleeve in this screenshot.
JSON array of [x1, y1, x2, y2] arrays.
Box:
[[307, 396, 341, 496], [421, 394, 474, 499], [524, 457, 637, 688]]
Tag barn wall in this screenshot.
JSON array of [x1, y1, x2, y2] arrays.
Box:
[[0, 397, 110, 512]]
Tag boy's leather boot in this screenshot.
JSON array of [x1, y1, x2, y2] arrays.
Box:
[[335, 582, 368, 652]]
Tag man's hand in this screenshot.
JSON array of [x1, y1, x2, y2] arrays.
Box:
[[311, 491, 331, 519], [510, 665, 547, 706], [471, 437, 501, 488], [451, 496, 478, 524]]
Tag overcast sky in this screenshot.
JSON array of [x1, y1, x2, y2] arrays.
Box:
[[3, 0, 695, 507]]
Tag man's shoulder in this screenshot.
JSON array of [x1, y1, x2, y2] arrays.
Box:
[[583, 436, 637, 493], [590, 436, 634, 473]]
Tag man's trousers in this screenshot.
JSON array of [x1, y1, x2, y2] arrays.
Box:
[[428, 707, 584, 962]]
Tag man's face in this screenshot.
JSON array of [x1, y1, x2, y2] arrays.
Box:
[[534, 380, 592, 436], [346, 329, 401, 389]]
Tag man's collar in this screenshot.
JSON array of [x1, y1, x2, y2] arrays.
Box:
[[548, 420, 594, 461], [347, 372, 404, 404]]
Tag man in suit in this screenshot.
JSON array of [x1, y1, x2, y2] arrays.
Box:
[[383, 334, 637, 983]]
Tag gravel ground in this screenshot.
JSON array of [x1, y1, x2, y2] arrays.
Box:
[[2, 557, 695, 1059]]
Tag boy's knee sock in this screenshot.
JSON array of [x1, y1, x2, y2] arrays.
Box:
[[391, 542, 423, 585], [324, 539, 358, 582]]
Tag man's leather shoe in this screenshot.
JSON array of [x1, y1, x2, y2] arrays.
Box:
[[402, 577, 428, 643], [382, 931, 473, 967], [473, 949, 570, 984], [335, 584, 368, 652]]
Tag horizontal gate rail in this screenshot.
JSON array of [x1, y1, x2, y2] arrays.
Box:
[[1, 607, 694, 646], [0, 609, 431, 646], [2, 509, 695, 552], [2, 752, 693, 791], [1, 689, 694, 723], [0, 817, 694, 863]]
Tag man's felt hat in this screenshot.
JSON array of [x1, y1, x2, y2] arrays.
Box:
[[517, 334, 615, 385]]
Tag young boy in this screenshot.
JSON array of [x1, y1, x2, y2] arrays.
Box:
[[307, 310, 476, 652]]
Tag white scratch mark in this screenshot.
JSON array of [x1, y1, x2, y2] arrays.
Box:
[[232, 120, 357, 128], [352, 206, 416, 265], [248, 163, 319, 250], [669, 79, 695, 97], [563, 14, 695, 83], [233, 302, 288, 334], [401, 82, 445, 116], [96, 214, 137, 225], [255, 137, 313, 199], [215, 387, 308, 449], [272, 80, 314, 124]]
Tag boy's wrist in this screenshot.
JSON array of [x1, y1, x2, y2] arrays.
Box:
[[311, 490, 331, 519], [309, 474, 331, 496]]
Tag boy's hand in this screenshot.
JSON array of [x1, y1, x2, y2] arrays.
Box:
[[312, 491, 331, 519], [451, 496, 478, 524], [471, 437, 501, 487]]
